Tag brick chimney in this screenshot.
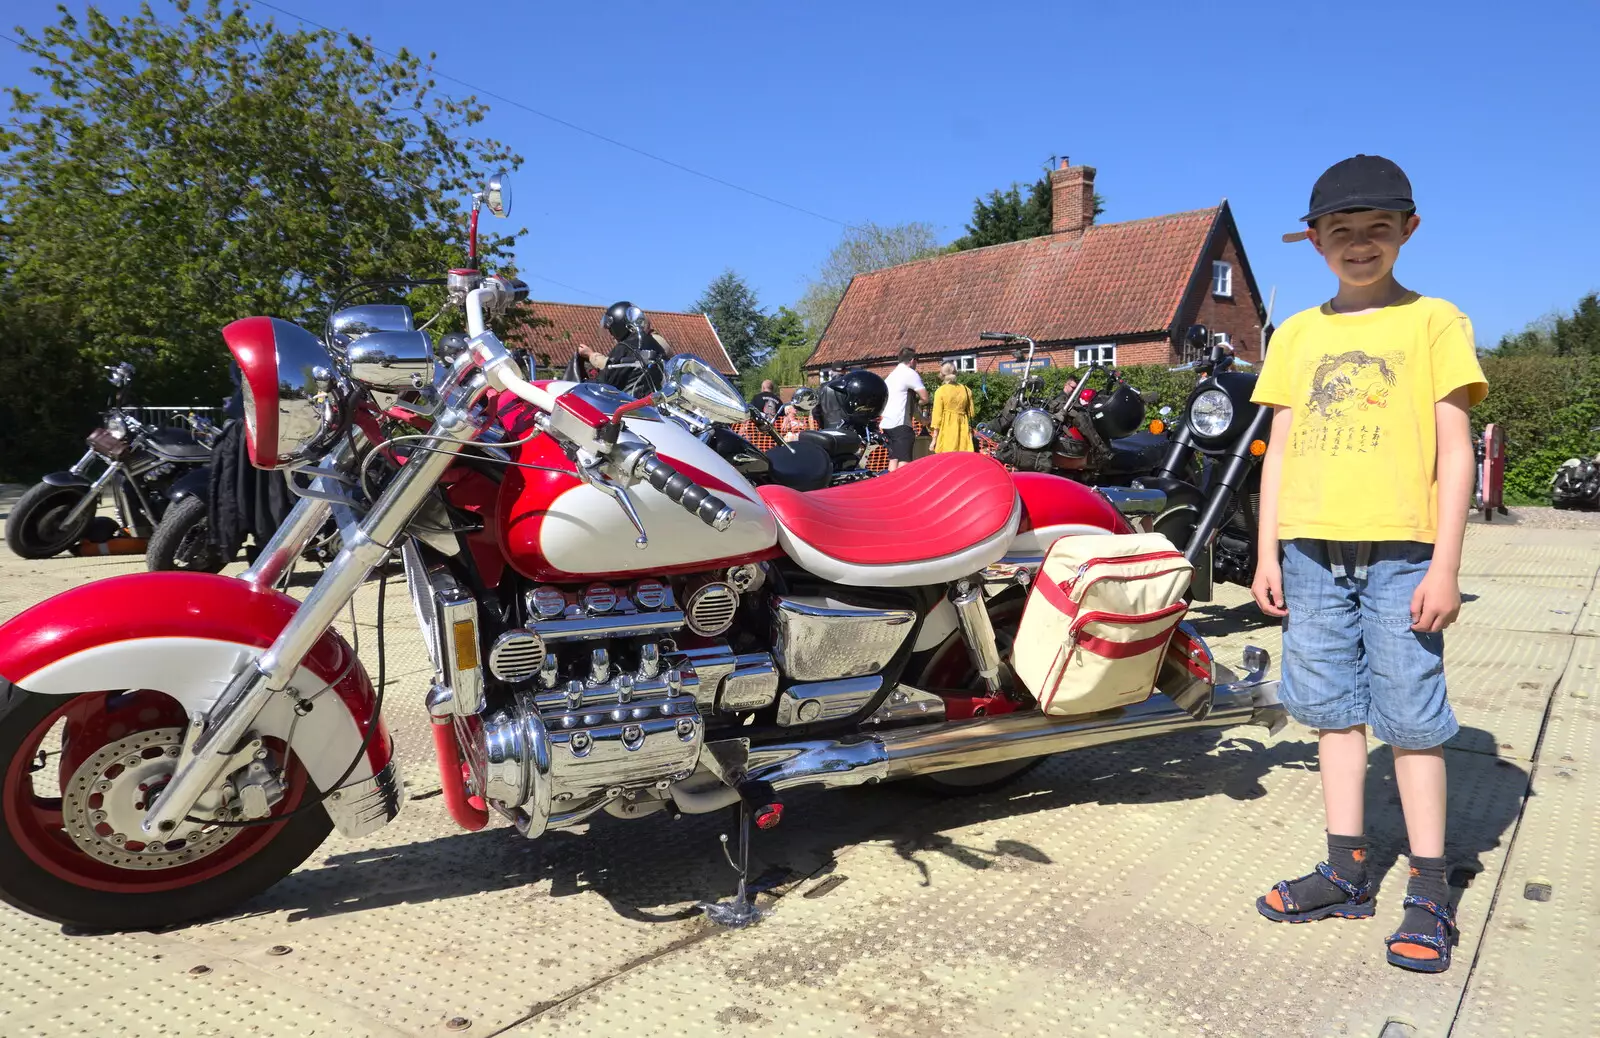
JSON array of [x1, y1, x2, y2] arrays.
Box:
[[1049, 157, 1097, 236]]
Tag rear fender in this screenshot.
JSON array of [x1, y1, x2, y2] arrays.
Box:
[[0, 572, 399, 838], [41, 471, 94, 489]]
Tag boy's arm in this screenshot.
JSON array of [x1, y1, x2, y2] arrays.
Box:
[[1413, 387, 1475, 632], [1250, 407, 1295, 617]]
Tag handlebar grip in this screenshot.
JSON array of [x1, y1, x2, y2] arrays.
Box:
[[638, 455, 735, 530], [978, 331, 1011, 341]]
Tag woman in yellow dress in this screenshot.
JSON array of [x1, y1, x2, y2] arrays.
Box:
[[929, 362, 975, 453]]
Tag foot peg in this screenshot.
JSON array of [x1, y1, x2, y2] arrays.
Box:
[[697, 782, 782, 928]]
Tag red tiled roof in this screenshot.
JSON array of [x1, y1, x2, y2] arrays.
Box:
[[808, 206, 1223, 368], [505, 301, 737, 375]]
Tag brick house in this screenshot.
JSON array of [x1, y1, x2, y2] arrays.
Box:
[[505, 301, 737, 378], [806, 160, 1269, 377]]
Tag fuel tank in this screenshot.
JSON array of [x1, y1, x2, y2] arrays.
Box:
[[1006, 471, 1130, 554], [496, 395, 780, 582]]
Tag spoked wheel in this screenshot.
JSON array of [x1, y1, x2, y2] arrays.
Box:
[[4, 482, 95, 560], [0, 684, 330, 930], [908, 592, 1044, 795]]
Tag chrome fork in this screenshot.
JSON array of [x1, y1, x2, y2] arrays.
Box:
[[60, 459, 120, 529], [140, 370, 494, 837]]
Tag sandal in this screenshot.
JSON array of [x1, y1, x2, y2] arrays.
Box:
[[1256, 861, 1375, 923], [1386, 895, 1456, 973]]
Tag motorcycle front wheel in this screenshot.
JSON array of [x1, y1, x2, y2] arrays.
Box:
[[146, 495, 229, 573], [4, 482, 95, 559], [0, 682, 330, 931]]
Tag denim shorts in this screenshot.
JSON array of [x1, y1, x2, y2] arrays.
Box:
[[1279, 539, 1458, 750]]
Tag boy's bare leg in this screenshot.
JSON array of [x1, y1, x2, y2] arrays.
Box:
[[1320, 726, 1368, 836], [1392, 745, 1446, 857]]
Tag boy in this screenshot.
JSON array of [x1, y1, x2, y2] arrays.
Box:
[[1249, 155, 1487, 973]]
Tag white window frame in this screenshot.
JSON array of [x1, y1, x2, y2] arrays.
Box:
[[1212, 260, 1233, 297], [1210, 331, 1232, 349], [1074, 343, 1116, 366], [942, 353, 977, 373]]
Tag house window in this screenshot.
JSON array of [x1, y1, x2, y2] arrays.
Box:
[[942, 353, 977, 373], [1212, 261, 1233, 297], [1075, 344, 1116, 367], [1210, 331, 1232, 350]]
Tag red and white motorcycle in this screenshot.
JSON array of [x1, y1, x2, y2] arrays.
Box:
[[0, 179, 1283, 930]]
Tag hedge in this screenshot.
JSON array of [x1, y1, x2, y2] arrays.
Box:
[[922, 365, 1200, 428], [1473, 354, 1600, 501]]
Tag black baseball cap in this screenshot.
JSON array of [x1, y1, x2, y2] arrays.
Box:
[[1283, 154, 1414, 242]]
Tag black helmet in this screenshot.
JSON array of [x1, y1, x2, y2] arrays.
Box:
[[1089, 381, 1147, 440], [602, 301, 644, 343], [825, 368, 888, 419]]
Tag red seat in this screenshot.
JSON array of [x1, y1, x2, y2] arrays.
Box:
[[756, 453, 1021, 587]]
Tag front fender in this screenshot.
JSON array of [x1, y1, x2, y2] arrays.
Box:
[[41, 471, 94, 488], [0, 572, 400, 838], [166, 465, 212, 503]]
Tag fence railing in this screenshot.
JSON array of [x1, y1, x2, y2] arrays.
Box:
[[129, 406, 226, 430]]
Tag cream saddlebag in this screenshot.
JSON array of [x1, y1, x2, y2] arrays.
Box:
[[1012, 533, 1194, 716]]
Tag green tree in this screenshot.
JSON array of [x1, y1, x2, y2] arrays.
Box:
[[692, 269, 767, 374], [797, 221, 944, 340], [951, 169, 1106, 251], [745, 306, 810, 394], [1494, 292, 1600, 357], [0, 0, 521, 478]]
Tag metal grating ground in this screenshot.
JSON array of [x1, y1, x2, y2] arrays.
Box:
[[0, 498, 1595, 1038]]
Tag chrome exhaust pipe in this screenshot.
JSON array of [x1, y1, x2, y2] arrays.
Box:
[[739, 652, 1284, 794]]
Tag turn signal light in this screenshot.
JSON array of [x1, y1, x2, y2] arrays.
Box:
[[1149, 419, 1166, 435], [1249, 439, 1267, 457]]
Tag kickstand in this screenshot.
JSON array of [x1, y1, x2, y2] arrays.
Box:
[[697, 800, 766, 928]]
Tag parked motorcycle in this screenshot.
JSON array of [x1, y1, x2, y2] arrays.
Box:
[[975, 332, 1168, 486], [1140, 328, 1270, 600], [5, 362, 220, 559], [0, 178, 1282, 932], [1551, 427, 1600, 510]]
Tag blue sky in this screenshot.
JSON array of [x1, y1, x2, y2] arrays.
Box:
[[5, 0, 1596, 344]]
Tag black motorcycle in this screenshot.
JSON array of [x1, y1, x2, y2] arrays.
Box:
[[1551, 427, 1600, 510], [1140, 327, 1269, 600], [975, 331, 1167, 485], [6, 363, 219, 560]]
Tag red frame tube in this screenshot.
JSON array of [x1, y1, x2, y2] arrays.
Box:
[[430, 722, 488, 831]]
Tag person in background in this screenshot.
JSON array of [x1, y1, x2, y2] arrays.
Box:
[[750, 379, 783, 420], [880, 347, 928, 472], [929, 362, 975, 453]]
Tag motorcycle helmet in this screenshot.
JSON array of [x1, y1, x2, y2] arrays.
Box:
[[824, 368, 889, 419], [1089, 381, 1147, 440], [602, 301, 644, 343]]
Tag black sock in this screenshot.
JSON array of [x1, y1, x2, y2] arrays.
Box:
[[1283, 832, 1369, 909], [1398, 855, 1451, 938]]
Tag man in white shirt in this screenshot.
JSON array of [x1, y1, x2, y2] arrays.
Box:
[[880, 347, 928, 472]]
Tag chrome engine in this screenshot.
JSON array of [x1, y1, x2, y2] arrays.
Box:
[[409, 543, 933, 839]]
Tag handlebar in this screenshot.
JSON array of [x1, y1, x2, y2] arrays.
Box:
[[978, 331, 1014, 342], [636, 454, 735, 530]]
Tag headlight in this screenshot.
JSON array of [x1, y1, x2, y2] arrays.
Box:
[[1012, 408, 1056, 450], [106, 416, 128, 439], [1189, 389, 1234, 438]]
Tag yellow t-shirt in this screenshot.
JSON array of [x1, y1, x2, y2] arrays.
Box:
[[1252, 293, 1488, 543]]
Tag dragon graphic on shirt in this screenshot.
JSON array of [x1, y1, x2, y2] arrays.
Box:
[[1306, 350, 1402, 419]]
